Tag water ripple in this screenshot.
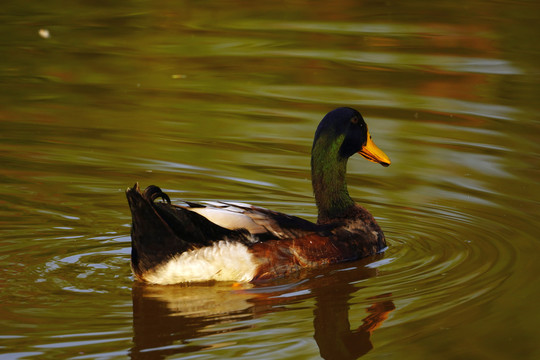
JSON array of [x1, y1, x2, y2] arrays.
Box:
[[372, 203, 517, 326]]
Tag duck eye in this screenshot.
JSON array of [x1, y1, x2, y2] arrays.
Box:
[[350, 116, 359, 124]]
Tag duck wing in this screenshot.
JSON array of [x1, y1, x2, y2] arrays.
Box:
[[184, 200, 337, 241]]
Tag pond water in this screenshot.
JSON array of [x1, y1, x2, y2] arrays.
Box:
[[1, 0, 540, 359]]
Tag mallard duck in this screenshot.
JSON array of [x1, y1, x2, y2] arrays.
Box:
[[126, 107, 391, 284]]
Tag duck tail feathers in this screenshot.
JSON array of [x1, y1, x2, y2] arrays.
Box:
[[126, 183, 235, 279]]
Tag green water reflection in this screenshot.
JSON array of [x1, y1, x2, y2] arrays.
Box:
[[1, 0, 539, 359], [130, 258, 393, 360]]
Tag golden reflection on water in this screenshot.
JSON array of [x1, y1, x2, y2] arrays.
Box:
[[130, 257, 394, 360]]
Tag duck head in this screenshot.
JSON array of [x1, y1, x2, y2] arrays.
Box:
[[313, 107, 391, 166]]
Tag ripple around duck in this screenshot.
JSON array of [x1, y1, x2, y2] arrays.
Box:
[[30, 235, 132, 298], [370, 203, 517, 326]]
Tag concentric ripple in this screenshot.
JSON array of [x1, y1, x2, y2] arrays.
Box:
[[368, 203, 517, 329]]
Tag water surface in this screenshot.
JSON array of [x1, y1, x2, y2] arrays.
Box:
[[1, 0, 540, 359]]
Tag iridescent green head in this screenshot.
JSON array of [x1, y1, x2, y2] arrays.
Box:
[[312, 107, 390, 166], [311, 107, 390, 221]]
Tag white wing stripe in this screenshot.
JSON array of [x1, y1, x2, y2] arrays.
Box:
[[189, 207, 267, 234]]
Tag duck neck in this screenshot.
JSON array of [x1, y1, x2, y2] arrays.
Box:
[[311, 133, 355, 222]]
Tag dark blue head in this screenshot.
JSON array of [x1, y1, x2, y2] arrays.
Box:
[[313, 107, 390, 166]]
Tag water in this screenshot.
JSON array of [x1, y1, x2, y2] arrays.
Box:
[[1, 0, 540, 359]]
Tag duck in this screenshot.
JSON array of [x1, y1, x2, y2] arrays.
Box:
[[126, 107, 391, 284]]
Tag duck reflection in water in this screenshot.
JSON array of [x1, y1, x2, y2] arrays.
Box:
[[130, 256, 394, 360]]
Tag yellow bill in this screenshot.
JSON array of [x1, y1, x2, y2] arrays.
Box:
[[358, 130, 391, 167]]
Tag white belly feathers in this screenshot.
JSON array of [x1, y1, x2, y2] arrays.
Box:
[[142, 241, 259, 285]]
